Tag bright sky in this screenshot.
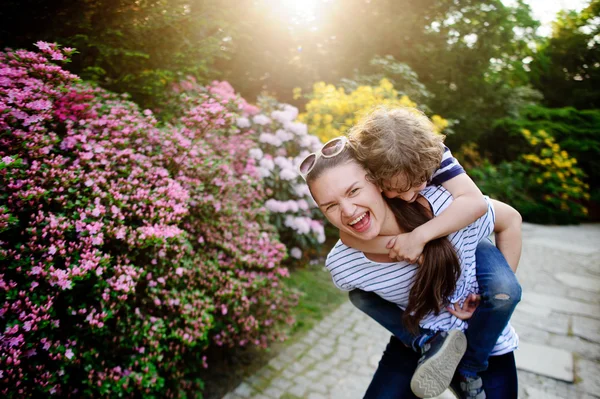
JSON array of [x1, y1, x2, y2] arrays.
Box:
[[504, 0, 590, 35]]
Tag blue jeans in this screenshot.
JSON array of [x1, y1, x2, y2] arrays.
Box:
[[349, 239, 521, 374], [363, 336, 518, 399]]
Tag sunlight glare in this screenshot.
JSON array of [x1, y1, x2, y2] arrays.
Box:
[[272, 0, 322, 24]]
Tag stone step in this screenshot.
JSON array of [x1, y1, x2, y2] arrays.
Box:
[[554, 272, 600, 293], [521, 292, 600, 320], [515, 341, 573, 382], [525, 237, 598, 255]]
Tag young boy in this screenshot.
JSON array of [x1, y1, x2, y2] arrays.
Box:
[[344, 106, 523, 398]]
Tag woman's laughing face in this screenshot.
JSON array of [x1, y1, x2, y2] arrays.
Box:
[[309, 160, 389, 241]]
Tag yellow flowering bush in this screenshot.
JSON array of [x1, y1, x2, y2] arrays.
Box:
[[471, 129, 589, 224], [298, 79, 448, 143], [520, 129, 589, 216]]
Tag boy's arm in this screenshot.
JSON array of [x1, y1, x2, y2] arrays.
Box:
[[490, 199, 522, 272], [389, 174, 487, 262], [339, 230, 394, 255]]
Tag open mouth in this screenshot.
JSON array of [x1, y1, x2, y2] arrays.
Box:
[[348, 211, 371, 232]]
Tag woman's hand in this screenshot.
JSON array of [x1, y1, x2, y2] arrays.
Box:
[[386, 231, 426, 264], [447, 294, 480, 320]]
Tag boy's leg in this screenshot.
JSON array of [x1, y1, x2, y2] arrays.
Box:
[[450, 352, 518, 399], [459, 239, 522, 375], [349, 289, 423, 350]]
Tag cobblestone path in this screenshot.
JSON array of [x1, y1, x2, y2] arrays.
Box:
[[224, 224, 600, 399]]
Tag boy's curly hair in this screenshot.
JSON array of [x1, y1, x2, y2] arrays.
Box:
[[348, 106, 445, 191]]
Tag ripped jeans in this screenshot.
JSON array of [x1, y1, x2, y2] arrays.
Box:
[[349, 239, 522, 374]]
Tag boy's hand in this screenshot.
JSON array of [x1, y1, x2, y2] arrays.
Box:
[[447, 294, 480, 320], [386, 232, 426, 264]]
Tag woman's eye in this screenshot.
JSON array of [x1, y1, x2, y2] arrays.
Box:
[[350, 188, 360, 195], [326, 204, 338, 212]]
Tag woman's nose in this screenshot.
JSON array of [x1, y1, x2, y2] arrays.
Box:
[[340, 201, 355, 217]]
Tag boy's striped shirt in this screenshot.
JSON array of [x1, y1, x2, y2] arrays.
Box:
[[429, 145, 465, 186]]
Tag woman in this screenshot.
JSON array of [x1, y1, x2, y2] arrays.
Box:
[[299, 137, 521, 398]]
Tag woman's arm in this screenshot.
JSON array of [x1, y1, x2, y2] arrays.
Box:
[[340, 231, 395, 255], [490, 199, 522, 272]]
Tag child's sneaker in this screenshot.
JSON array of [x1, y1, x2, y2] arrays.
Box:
[[448, 373, 486, 399], [410, 329, 467, 398]]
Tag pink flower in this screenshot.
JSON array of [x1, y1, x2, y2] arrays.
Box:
[[34, 41, 52, 51]]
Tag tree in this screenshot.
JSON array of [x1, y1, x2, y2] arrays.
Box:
[[529, 0, 600, 109], [0, 0, 229, 113], [216, 0, 540, 147]]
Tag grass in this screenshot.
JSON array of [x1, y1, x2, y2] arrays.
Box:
[[285, 263, 348, 336]]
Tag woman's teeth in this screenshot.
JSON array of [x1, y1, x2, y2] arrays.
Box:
[[349, 213, 366, 226]]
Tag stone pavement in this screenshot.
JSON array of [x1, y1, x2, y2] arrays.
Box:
[[224, 223, 600, 399]]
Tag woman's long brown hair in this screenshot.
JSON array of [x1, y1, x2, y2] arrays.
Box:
[[385, 197, 461, 334]]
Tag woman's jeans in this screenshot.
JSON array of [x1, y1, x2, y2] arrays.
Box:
[[363, 336, 518, 399], [349, 239, 522, 374]]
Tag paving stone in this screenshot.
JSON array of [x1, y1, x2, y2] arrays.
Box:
[[287, 384, 307, 398], [262, 386, 285, 399], [305, 369, 321, 380], [287, 361, 306, 373], [279, 368, 294, 379], [309, 383, 329, 394], [577, 358, 600, 397], [521, 292, 600, 320], [284, 342, 308, 357], [313, 343, 334, 356], [515, 301, 552, 317], [268, 358, 286, 371], [511, 308, 570, 335], [306, 393, 327, 399], [368, 353, 381, 368], [525, 386, 566, 399], [233, 382, 254, 398], [567, 288, 600, 305], [572, 315, 600, 344], [319, 374, 339, 387], [270, 378, 293, 391], [554, 272, 600, 293], [527, 237, 598, 255], [548, 334, 600, 361], [510, 320, 552, 343], [515, 341, 574, 382]]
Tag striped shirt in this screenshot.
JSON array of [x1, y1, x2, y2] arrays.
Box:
[[325, 185, 518, 356], [430, 146, 465, 186]]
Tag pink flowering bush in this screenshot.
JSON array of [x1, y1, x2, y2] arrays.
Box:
[[0, 43, 294, 397], [169, 82, 328, 262], [236, 96, 327, 261]]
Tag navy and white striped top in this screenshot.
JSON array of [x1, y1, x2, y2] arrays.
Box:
[[430, 146, 465, 186], [325, 185, 518, 356]]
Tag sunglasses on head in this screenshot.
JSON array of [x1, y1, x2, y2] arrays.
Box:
[[298, 136, 349, 180]]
